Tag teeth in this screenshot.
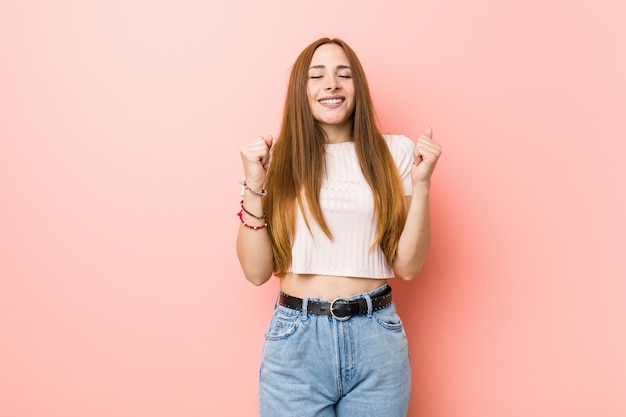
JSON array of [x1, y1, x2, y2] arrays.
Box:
[[320, 98, 342, 104]]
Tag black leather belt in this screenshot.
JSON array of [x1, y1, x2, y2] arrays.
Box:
[[277, 285, 392, 321]]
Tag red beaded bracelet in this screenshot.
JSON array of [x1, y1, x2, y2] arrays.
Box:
[[237, 210, 267, 230]]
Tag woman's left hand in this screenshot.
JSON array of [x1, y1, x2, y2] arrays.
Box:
[[412, 127, 442, 185]]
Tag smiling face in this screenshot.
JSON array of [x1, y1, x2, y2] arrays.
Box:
[[306, 43, 356, 142]]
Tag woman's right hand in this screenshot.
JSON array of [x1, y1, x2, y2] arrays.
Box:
[[239, 135, 274, 188], [237, 135, 275, 286]]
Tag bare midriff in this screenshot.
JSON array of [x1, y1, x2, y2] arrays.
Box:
[[280, 273, 388, 300]]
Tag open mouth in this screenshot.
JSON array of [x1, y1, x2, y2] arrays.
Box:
[[319, 97, 344, 105]]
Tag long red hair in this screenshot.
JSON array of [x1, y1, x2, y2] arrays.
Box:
[[264, 38, 407, 275]]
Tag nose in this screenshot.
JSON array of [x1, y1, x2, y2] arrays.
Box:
[[324, 75, 340, 91]]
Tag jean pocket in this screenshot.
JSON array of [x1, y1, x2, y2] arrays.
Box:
[[373, 303, 404, 331], [265, 307, 302, 340]]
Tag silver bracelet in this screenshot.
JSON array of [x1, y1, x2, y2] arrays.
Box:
[[239, 180, 267, 197]]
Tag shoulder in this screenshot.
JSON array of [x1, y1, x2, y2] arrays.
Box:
[[381, 135, 414, 185], [382, 134, 414, 175], [382, 134, 414, 158], [383, 133, 414, 150]]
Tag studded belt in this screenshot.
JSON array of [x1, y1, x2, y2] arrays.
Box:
[[277, 285, 393, 321]]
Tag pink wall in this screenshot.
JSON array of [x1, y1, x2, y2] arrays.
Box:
[[1, 1, 625, 416]]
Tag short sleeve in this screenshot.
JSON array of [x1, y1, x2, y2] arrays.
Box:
[[384, 134, 414, 195]]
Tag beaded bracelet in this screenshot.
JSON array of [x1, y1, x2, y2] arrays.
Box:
[[239, 180, 267, 197], [240, 200, 266, 220], [237, 210, 267, 230]]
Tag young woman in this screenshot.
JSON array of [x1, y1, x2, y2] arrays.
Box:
[[236, 38, 442, 417]]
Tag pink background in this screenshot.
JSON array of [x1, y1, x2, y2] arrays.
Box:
[[1, 1, 625, 416]]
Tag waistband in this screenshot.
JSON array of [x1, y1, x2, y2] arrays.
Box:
[[276, 285, 392, 321]]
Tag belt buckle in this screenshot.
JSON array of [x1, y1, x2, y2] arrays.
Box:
[[330, 298, 351, 321]]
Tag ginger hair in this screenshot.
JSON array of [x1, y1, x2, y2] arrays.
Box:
[[264, 38, 407, 275]]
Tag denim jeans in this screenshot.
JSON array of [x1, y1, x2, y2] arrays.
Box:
[[259, 284, 411, 417]]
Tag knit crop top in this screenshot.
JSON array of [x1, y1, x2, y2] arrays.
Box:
[[287, 134, 415, 279]]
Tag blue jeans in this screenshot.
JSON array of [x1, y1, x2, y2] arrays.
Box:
[[259, 284, 411, 417]]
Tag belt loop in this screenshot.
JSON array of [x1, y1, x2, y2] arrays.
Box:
[[301, 297, 309, 320], [364, 294, 373, 317], [273, 291, 280, 310]]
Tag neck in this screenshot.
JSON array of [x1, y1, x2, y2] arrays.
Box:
[[320, 122, 352, 144]]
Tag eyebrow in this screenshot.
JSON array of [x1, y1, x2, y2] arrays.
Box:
[[309, 65, 352, 70]]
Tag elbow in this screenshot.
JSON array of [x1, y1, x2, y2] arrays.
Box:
[[249, 277, 271, 286], [236, 246, 274, 286], [394, 262, 424, 282], [396, 271, 419, 282], [240, 262, 274, 286], [248, 279, 266, 286], [244, 270, 273, 286]]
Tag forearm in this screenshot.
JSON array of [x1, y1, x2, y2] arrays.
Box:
[[392, 183, 432, 281], [236, 193, 275, 285]]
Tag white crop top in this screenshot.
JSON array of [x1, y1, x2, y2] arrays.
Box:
[[288, 134, 415, 279]]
